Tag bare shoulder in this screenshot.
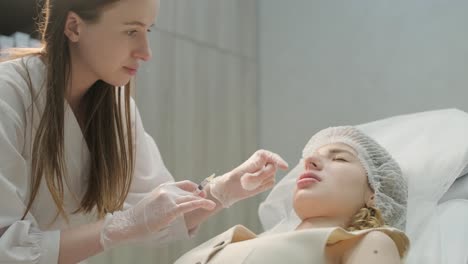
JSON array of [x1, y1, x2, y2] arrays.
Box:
[[361, 231, 398, 247], [342, 231, 401, 264]]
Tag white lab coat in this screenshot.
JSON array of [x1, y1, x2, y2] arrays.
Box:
[[0, 56, 189, 263]]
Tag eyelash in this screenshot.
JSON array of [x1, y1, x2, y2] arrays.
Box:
[[126, 29, 152, 37], [333, 157, 347, 162], [127, 30, 137, 36]]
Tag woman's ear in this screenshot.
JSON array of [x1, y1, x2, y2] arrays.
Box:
[[64, 11, 83, 42], [366, 194, 375, 207]]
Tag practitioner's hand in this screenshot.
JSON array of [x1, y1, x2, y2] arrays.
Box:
[[100, 181, 216, 250], [209, 150, 288, 207]]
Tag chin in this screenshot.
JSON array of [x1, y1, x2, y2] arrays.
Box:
[[97, 71, 131, 87], [106, 77, 131, 87]]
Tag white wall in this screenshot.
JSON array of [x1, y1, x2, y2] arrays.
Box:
[[258, 1, 468, 168]]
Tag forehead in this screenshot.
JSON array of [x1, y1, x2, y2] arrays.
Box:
[[99, 0, 159, 24], [316, 143, 358, 156]]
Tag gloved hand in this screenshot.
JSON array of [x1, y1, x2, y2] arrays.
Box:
[[209, 150, 288, 208], [100, 180, 216, 250]]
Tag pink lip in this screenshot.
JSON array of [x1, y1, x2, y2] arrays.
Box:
[[124, 66, 138, 76], [296, 171, 322, 189], [298, 171, 322, 182]]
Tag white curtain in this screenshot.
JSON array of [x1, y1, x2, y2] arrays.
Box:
[[90, 0, 259, 263]]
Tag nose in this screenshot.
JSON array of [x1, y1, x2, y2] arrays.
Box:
[[304, 155, 323, 171], [133, 35, 152, 61]]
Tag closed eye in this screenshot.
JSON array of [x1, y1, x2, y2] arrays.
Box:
[[333, 157, 348, 162]]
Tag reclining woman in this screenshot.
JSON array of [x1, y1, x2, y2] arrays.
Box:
[[176, 126, 409, 264]]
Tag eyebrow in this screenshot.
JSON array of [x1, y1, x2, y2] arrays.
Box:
[[327, 148, 356, 157], [123, 21, 155, 28]]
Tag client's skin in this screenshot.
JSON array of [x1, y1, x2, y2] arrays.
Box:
[[293, 143, 402, 264]]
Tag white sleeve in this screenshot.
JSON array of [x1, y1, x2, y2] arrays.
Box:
[[0, 99, 60, 264], [123, 99, 190, 243]]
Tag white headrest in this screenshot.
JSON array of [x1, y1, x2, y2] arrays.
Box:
[[259, 109, 468, 239]]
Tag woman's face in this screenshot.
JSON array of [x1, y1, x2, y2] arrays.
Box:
[[70, 0, 158, 86], [293, 143, 374, 222]]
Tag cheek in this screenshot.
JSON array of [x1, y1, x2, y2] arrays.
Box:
[[78, 33, 105, 64], [81, 29, 125, 58], [336, 174, 361, 189], [328, 167, 367, 195]]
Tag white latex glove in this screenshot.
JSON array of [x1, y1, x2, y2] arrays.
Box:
[[210, 150, 289, 208], [100, 180, 216, 250]]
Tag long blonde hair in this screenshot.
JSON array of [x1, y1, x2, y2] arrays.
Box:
[[2, 0, 135, 222]]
